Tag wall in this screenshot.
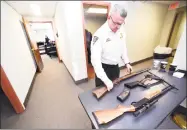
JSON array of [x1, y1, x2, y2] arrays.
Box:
[[136, 1, 186, 48], [84, 14, 107, 34], [33, 29, 53, 42], [159, 5, 186, 48], [169, 11, 186, 49], [1, 1, 36, 104], [118, 1, 168, 65], [31, 23, 55, 42], [159, 10, 176, 47], [54, 2, 74, 76], [24, 16, 54, 22], [172, 23, 186, 70], [54, 1, 87, 81]]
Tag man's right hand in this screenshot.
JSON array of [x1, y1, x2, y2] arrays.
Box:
[[106, 80, 113, 91]]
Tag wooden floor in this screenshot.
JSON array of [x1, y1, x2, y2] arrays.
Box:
[[87, 64, 95, 79]]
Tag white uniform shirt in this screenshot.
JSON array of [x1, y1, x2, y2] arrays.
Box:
[[91, 21, 130, 85]]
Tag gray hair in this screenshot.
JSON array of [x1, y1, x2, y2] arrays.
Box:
[[110, 4, 127, 18]]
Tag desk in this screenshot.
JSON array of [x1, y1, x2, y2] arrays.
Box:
[[78, 69, 186, 129]]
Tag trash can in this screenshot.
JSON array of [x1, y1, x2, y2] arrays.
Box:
[[153, 46, 172, 69]]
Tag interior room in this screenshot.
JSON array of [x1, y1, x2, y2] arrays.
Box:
[[83, 4, 108, 79], [30, 22, 58, 59], [1, 1, 186, 129]]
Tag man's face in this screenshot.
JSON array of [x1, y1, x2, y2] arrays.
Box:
[[108, 12, 125, 33]]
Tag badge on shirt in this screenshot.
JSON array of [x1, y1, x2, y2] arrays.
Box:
[[93, 36, 99, 45], [106, 38, 111, 42]]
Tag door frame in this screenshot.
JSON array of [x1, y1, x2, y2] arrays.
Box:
[[22, 17, 44, 72], [166, 6, 186, 47], [29, 21, 61, 62], [1, 65, 25, 114], [82, 1, 111, 79], [166, 12, 180, 47]]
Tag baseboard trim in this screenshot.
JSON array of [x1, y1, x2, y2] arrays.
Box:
[[23, 72, 37, 107], [63, 63, 88, 85], [75, 78, 88, 85], [120, 56, 153, 70]]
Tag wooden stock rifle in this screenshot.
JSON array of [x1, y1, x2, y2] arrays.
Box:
[[92, 68, 150, 99], [92, 83, 178, 125]]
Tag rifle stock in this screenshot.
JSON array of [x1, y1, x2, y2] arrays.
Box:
[[92, 87, 108, 99], [92, 88, 161, 125], [93, 105, 135, 124], [92, 68, 150, 99]]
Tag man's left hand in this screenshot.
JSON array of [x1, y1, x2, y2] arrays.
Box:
[[126, 63, 133, 74]]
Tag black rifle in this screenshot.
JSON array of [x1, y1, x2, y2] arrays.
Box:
[[124, 74, 162, 89], [131, 83, 178, 117]]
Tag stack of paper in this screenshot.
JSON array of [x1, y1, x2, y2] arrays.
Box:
[[173, 72, 185, 78]]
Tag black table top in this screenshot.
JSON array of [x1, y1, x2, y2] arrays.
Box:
[[78, 69, 186, 129]]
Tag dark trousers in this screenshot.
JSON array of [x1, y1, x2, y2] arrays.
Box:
[[95, 63, 120, 87]]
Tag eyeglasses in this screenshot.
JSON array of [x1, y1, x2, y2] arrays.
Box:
[[110, 16, 124, 27]]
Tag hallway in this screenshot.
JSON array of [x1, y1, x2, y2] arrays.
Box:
[[1, 56, 153, 129], [1, 55, 92, 129]]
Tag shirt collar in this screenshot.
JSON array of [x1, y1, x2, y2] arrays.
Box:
[[104, 21, 121, 34], [104, 21, 113, 33]]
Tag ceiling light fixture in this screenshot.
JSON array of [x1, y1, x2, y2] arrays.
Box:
[[30, 4, 41, 16], [86, 8, 107, 14]]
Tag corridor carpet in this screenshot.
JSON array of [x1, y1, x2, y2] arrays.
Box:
[[1, 55, 92, 129]]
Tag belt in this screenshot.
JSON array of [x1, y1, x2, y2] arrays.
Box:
[[102, 63, 119, 68]]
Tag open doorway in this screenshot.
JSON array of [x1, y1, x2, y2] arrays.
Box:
[[166, 6, 186, 64], [82, 1, 111, 79], [29, 22, 60, 62], [20, 18, 61, 73]]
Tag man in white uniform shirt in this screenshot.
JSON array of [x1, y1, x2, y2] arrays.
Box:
[[91, 4, 132, 91]]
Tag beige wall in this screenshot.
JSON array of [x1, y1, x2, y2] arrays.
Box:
[[119, 2, 168, 64], [159, 10, 177, 46], [169, 11, 186, 49], [84, 15, 107, 34], [159, 5, 186, 48]]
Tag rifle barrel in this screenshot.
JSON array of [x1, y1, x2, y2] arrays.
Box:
[[150, 85, 173, 101], [133, 99, 158, 117]]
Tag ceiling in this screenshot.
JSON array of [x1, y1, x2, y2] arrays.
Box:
[[83, 4, 107, 18], [153, 1, 186, 5], [6, 1, 58, 17], [6, 1, 186, 18], [153, 1, 178, 5]]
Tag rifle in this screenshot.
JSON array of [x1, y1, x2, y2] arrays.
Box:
[[92, 83, 178, 125], [92, 68, 150, 99], [124, 74, 162, 89]]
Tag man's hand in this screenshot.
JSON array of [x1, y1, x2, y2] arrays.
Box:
[[126, 63, 133, 74], [106, 80, 113, 91]]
